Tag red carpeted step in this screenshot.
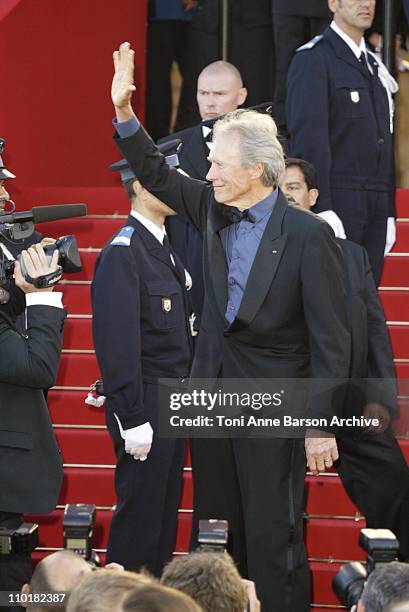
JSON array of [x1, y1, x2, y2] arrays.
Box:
[[392, 220, 409, 252], [54, 428, 115, 465], [380, 290, 409, 320], [381, 256, 409, 287], [73, 250, 100, 281], [305, 518, 365, 561], [48, 390, 106, 426], [305, 475, 358, 516], [63, 317, 93, 350], [57, 284, 92, 314], [310, 561, 344, 607], [396, 189, 409, 218], [56, 353, 100, 387], [38, 217, 125, 249], [388, 325, 409, 359], [59, 467, 115, 506], [18, 186, 129, 216]]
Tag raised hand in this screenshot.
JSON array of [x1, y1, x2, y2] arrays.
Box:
[[111, 42, 136, 120]]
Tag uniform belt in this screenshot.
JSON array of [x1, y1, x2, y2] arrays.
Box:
[[331, 176, 390, 191]]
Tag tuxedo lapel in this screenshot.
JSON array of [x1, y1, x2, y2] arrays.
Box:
[[230, 193, 288, 331]]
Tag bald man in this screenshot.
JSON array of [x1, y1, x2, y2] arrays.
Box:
[[159, 61, 247, 337], [21, 551, 92, 611]]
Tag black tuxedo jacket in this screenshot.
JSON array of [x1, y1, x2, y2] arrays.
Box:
[[92, 215, 192, 430], [115, 128, 350, 416], [0, 304, 65, 514]]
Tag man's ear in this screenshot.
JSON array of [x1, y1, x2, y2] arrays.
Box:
[[328, 0, 338, 15], [20, 584, 30, 608], [308, 188, 319, 208], [249, 162, 264, 181], [238, 87, 248, 106]]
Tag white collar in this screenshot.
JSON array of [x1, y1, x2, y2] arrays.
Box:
[[330, 21, 367, 61], [130, 210, 166, 245]]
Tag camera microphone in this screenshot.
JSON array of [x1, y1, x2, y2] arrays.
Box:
[[0, 203, 87, 225]]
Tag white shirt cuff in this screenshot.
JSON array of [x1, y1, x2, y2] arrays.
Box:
[[26, 291, 63, 309]]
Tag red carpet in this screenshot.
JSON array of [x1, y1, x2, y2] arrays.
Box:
[[25, 187, 409, 610]]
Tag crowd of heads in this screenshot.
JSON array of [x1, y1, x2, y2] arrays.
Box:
[[22, 549, 258, 612], [22, 548, 409, 612]]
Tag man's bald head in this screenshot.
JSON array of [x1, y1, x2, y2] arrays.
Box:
[[39, 551, 92, 592], [22, 550, 92, 611], [196, 61, 247, 121]]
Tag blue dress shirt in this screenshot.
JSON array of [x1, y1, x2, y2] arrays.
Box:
[[220, 191, 278, 324]]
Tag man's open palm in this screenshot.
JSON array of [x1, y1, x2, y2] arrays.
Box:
[[111, 42, 136, 110]]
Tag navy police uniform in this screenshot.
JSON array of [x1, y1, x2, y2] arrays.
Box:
[[286, 26, 395, 286], [92, 215, 192, 575]]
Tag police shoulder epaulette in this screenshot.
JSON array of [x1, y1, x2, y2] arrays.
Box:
[[296, 35, 323, 52], [110, 225, 135, 247]]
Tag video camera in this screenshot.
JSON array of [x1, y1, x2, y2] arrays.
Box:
[[332, 528, 400, 609], [0, 203, 86, 289]]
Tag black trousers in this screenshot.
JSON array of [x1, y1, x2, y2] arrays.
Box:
[[0, 512, 31, 612], [105, 384, 185, 576], [145, 20, 190, 142], [337, 431, 409, 560], [332, 188, 389, 287], [273, 13, 330, 136], [190, 437, 310, 612]]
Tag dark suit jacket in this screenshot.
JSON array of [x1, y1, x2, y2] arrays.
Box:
[[0, 304, 65, 514], [286, 26, 394, 213], [92, 215, 192, 430], [340, 239, 397, 415], [115, 128, 351, 419]]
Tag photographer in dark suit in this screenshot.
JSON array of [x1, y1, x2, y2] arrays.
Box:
[[0, 244, 65, 598]]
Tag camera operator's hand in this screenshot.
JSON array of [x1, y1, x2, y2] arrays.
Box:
[[39, 237, 56, 247], [124, 422, 153, 461], [112, 42, 136, 121], [14, 244, 61, 293]]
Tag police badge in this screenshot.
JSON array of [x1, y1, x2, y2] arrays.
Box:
[[350, 90, 360, 104], [161, 297, 172, 312]]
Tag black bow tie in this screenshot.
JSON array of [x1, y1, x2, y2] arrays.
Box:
[[203, 129, 213, 143], [229, 207, 256, 224]]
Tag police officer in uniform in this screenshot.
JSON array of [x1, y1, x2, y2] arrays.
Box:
[[91, 151, 192, 575], [286, 0, 397, 286]]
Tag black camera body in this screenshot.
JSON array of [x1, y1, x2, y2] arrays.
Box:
[[63, 504, 97, 563], [332, 528, 400, 609], [0, 523, 39, 556]]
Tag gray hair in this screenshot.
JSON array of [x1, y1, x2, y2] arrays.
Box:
[[361, 562, 409, 612], [212, 109, 285, 187]]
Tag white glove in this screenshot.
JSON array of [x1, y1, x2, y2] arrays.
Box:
[[384, 217, 396, 255], [318, 210, 347, 239], [124, 422, 153, 461]]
